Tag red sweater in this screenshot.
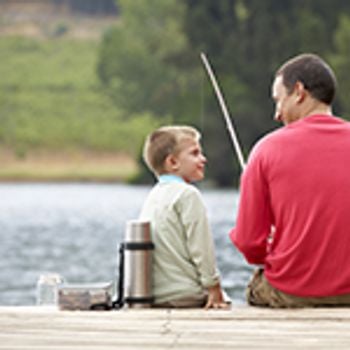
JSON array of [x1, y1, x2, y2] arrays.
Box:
[[230, 114, 350, 297]]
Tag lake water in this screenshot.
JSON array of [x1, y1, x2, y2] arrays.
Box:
[[0, 183, 253, 306]]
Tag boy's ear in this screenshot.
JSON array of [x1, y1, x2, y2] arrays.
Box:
[[164, 154, 180, 172]]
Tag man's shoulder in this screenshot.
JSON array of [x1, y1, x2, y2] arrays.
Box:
[[253, 127, 287, 151], [246, 127, 292, 167], [256, 115, 350, 149]]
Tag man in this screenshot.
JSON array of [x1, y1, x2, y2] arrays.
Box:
[[230, 53, 350, 307]]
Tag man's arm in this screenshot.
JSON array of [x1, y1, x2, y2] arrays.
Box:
[[230, 149, 273, 265]]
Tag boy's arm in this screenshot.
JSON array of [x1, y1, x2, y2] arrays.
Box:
[[179, 188, 231, 309], [177, 187, 220, 288]]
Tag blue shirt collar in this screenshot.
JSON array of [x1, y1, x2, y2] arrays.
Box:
[[158, 174, 185, 184]]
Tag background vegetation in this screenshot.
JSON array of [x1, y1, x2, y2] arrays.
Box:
[[0, 37, 158, 158], [97, 0, 350, 185], [2, 0, 350, 185]]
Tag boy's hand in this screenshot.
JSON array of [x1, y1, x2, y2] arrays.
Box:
[[204, 284, 231, 309]]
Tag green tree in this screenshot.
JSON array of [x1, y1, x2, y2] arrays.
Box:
[[329, 15, 350, 116], [98, 0, 350, 186], [183, 0, 350, 185], [97, 0, 200, 124]]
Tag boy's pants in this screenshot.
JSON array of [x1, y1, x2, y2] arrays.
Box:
[[153, 292, 207, 308], [247, 268, 350, 308]]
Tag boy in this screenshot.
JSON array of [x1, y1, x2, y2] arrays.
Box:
[[140, 125, 227, 308]]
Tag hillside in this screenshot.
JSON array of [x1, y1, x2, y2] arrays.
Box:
[[0, 4, 158, 182]]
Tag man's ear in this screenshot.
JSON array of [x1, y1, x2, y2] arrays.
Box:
[[294, 81, 307, 103], [164, 154, 180, 172]]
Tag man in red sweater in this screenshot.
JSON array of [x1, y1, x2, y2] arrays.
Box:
[[230, 53, 350, 307]]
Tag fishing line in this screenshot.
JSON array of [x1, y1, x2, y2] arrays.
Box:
[[199, 64, 206, 134], [200, 52, 246, 171]]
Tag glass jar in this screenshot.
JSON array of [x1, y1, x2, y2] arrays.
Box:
[[36, 273, 64, 306]]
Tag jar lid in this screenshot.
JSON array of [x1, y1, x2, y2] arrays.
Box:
[[38, 273, 64, 285]]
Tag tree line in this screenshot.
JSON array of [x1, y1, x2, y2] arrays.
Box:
[[98, 0, 350, 186]]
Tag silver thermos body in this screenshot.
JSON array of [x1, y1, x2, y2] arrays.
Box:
[[123, 220, 154, 308]]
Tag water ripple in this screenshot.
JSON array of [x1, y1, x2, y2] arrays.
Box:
[[0, 183, 252, 305]]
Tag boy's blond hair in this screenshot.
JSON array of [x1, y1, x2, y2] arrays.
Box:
[[143, 125, 201, 176]]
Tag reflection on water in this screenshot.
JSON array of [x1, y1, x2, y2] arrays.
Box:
[[0, 183, 252, 305]]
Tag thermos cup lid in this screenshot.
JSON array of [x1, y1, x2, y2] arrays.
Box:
[[125, 220, 151, 243]]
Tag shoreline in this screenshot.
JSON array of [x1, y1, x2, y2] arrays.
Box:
[[0, 150, 139, 183]]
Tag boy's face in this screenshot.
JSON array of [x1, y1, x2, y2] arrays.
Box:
[[172, 138, 207, 183]]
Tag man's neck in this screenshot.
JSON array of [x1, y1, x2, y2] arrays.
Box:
[[301, 100, 332, 118]]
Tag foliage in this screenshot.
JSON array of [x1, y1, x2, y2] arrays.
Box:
[[97, 0, 202, 124], [329, 15, 350, 115], [97, 0, 350, 185], [4, 1, 350, 186]]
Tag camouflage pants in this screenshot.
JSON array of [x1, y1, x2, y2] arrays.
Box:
[[247, 268, 350, 308]]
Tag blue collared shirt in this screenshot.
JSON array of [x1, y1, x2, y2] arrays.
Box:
[[158, 174, 185, 184]]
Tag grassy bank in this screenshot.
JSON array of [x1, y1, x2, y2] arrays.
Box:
[[0, 36, 159, 181], [0, 150, 138, 182]]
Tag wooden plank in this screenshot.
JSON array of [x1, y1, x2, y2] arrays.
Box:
[[0, 306, 350, 349]]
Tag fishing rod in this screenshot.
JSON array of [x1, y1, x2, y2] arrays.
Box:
[[200, 52, 246, 171]]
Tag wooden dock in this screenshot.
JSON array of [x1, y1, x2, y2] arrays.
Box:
[[1, 306, 350, 349]]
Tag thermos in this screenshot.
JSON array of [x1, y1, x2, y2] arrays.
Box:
[[123, 220, 154, 308]]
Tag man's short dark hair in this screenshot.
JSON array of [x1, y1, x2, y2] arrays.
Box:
[[276, 53, 337, 105]]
